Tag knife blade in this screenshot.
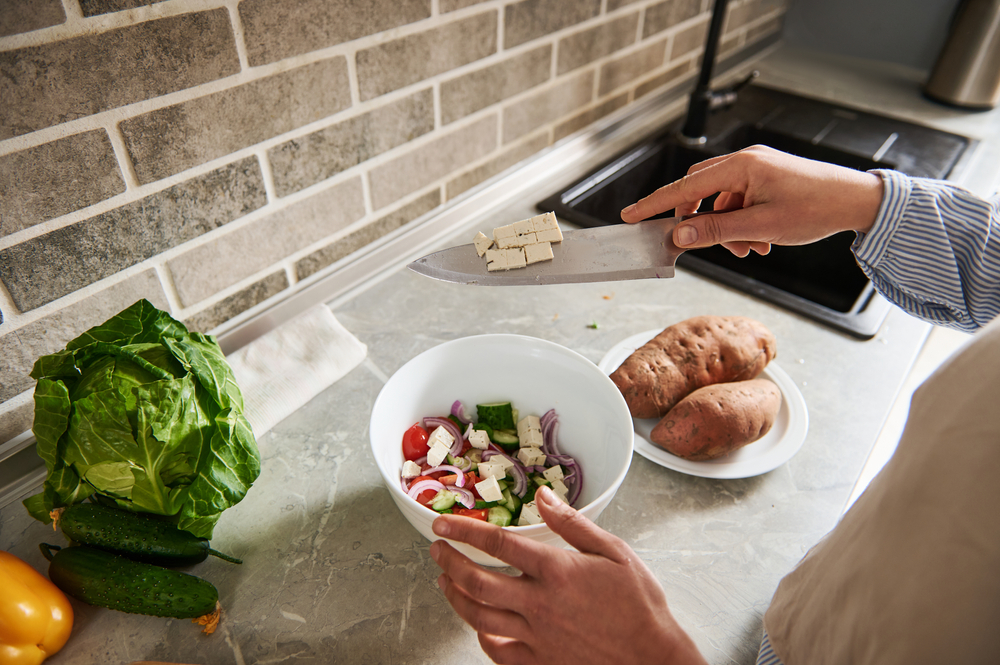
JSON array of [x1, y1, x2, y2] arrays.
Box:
[[408, 216, 686, 286]]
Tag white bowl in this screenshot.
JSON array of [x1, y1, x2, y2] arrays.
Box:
[[370, 334, 635, 567]]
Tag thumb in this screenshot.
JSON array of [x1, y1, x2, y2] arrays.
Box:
[[535, 487, 632, 563]]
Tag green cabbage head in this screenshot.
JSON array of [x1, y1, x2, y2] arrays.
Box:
[[24, 299, 260, 538]]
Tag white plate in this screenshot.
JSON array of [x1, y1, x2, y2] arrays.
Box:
[[597, 329, 809, 479]]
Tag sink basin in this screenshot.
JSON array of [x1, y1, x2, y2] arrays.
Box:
[[538, 85, 973, 338]]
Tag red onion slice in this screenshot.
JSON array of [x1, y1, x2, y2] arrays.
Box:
[[450, 486, 475, 509], [451, 400, 472, 424], [407, 479, 445, 500], [423, 464, 467, 487]]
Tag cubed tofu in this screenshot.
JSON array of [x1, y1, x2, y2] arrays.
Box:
[[495, 234, 519, 249], [401, 460, 422, 479], [473, 231, 493, 257], [513, 219, 534, 236], [512, 232, 537, 247], [550, 479, 569, 502], [428, 425, 455, 450], [467, 429, 490, 449], [517, 446, 546, 467], [476, 475, 504, 503], [517, 502, 544, 526], [477, 460, 507, 481], [505, 247, 527, 269], [535, 228, 563, 243], [524, 241, 554, 265], [493, 224, 516, 241], [542, 465, 564, 483], [531, 211, 558, 231], [486, 247, 507, 271], [427, 440, 450, 467]]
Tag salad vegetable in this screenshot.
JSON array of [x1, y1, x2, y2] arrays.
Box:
[[400, 400, 583, 526], [23, 299, 260, 539]]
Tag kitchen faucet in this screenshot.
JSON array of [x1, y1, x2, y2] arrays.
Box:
[[679, 0, 759, 145]]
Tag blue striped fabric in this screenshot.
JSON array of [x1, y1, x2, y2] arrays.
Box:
[[852, 169, 1000, 333], [756, 630, 785, 665]]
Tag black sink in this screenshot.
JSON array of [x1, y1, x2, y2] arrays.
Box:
[[538, 85, 972, 338]]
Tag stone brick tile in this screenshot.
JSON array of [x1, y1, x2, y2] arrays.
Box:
[[80, 0, 170, 17], [606, 0, 642, 10], [269, 89, 434, 199], [554, 93, 629, 141], [643, 0, 704, 39], [0, 0, 65, 37], [440, 0, 490, 12], [503, 71, 594, 143], [184, 271, 290, 334], [634, 60, 693, 99], [726, 0, 788, 32], [240, 0, 430, 67], [0, 157, 265, 312], [556, 13, 639, 75], [670, 19, 709, 59], [0, 9, 239, 140], [0, 130, 125, 237], [121, 58, 351, 185], [168, 177, 365, 306], [357, 12, 497, 101], [446, 132, 549, 200], [598, 40, 666, 96], [0, 270, 169, 402], [440, 46, 552, 126], [504, 0, 601, 49], [296, 190, 441, 281], [745, 15, 784, 44], [368, 115, 497, 210]]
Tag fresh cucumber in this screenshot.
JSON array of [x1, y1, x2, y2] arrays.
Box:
[[41, 543, 219, 619], [56, 503, 242, 566], [431, 489, 456, 512], [487, 506, 513, 527], [476, 402, 516, 430], [491, 429, 519, 448]]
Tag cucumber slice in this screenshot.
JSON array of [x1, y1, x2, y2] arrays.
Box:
[[477, 402, 516, 430], [487, 505, 513, 527], [491, 429, 519, 446], [431, 489, 456, 512]]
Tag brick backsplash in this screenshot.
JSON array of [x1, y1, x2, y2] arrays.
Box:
[[0, 0, 787, 443]]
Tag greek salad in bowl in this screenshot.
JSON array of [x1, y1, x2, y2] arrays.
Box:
[[400, 399, 582, 527]]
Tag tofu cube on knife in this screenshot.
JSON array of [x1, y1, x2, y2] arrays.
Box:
[[475, 211, 562, 271]]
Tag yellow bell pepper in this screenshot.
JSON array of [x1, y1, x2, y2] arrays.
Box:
[[0, 550, 74, 665]]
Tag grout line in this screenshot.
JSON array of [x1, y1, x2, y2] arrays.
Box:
[[224, 0, 251, 72], [106, 123, 140, 190], [153, 263, 184, 314], [61, 0, 83, 21]]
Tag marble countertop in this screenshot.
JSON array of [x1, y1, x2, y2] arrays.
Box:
[[3, 45, 999, 664]]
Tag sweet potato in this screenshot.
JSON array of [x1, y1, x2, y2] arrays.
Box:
[[610, 316, 777, 419], [650, 379, 782, 460]]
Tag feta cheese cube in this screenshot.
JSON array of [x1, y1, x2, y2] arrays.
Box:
[[467, 429, 490, 449], [542, 465, 564, 483], [505, 247, 527, 269], [427, 440, 450, 467], [513, 219, 534, 235], [473, 231, 493, 257], [516, 415, 541, 438], [493, 454, 515, 471], [477, 460, 507, 481], [524, 241, 554, 264], [535, 228, 563, 243], [520, 429, 544, 447], [550, 479, 569, 502], [517, 446, 546, 467], [401, 460, 422, 478], [428, 425, 455, 450], [517, 501, 544, 526], [476, 475, 504, 503]]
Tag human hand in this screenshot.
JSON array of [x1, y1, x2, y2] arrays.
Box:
[[430, 487, 707, 665], [620, 145, 885, 257]]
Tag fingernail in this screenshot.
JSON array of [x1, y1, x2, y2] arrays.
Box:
[[621, 204, 635, 217], [537, 486, 563, 508], [429, 540, 441, 560], [432, 517, 451, 538], [676, 225, 698, 246], [437, 574, 448, 591]]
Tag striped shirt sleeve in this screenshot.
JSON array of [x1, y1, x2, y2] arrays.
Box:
[[852, 169, 1000, 333]]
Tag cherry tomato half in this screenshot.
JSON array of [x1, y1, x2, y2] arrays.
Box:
[[452, 507, 489, 521], [402, 423, 430, 461]]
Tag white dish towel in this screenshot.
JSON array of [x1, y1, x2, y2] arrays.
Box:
[[226, 304, 367, 437]]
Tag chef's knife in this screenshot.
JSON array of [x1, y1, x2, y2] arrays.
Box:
[[408, 216, 686, 286]]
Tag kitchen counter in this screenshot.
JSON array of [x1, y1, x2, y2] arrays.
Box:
[[3, 45, 999, 664]]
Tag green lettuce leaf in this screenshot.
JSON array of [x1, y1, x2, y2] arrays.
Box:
[[24, 299, 260, 538]]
